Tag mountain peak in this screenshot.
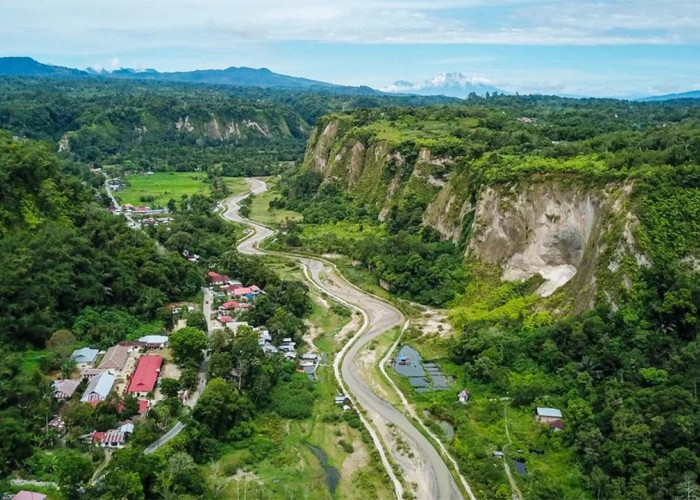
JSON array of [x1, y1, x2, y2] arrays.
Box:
[[381, 72, 503, 98]]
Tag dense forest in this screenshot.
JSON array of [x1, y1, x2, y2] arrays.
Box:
[[0, 126, 323, 497], [0, 78, 453, 176]]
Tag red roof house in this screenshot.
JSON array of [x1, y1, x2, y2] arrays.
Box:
[[222, 300, 250, 310], [127, 355, 163, 395], [117, 399, 150, 415], [549, 419, 566, 431], [218, 315, 234, 324], [207, 271, 230, 285]]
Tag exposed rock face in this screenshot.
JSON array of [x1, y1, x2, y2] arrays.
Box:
[[466, 182, 636, 297], [242, 120, 270, 137], [57, 132, 70, 152], [224, 122, 241, 139], [302, 118, 652, 305], [205, 118, 223, 140], [175, 116, 195, 132]]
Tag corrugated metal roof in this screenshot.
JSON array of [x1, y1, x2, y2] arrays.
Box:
[[80, 372, 115, 402], [71, 347, 99, 364], [536, 407, 562, 418]]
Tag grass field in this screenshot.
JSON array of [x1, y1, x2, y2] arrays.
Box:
[[118, 172, 211, 207], [248, 177, 303, 226], [118, 172, 248, 208]]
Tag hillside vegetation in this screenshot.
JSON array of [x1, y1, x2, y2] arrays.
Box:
[[0, 78, 455, 177], [270, 95, 700, 499]]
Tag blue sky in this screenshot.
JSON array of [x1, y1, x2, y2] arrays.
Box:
[[1, 0, 699, 97]]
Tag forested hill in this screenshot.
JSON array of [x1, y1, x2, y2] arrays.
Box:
[[0, 130, 201, 346], [287, 95, 700, 309], [0, 77, 455, 176], [273, 95, 700, 498], [0, 56, 377, 94]]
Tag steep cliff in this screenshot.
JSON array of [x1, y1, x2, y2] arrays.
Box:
[[301, 116, 654, 308]]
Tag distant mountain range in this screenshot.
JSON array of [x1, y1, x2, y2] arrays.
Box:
[[2, 57, 699, 101], [381, 72, 504, 98], [0, 56, 378, 95], [638, 90, 700, 102]]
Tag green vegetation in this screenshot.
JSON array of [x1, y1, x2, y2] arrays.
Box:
[[246, 177, 303, 226], [117, 172, 212, 207]]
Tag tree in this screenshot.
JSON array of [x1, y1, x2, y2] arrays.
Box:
[[60, 358, 77, 379], [56, 449, 93, 498], [122, 394, 140, 419], [46, 329, 77, 358], [193, 378, 251, 438], [159, 378, 180, 399], [156, 452, 205, 497], [208, 351, 233, 380], [170, 327, 208, 365], [185, 311, 208, 331], [101, 470, 144, 500]]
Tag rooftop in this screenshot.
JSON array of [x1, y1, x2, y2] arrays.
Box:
[[536, 407, 563, 418], [70, 347, 99, 364], [98, 344, 130, 371], [80, 372, 116, 402], [127, 355, 163, 393]]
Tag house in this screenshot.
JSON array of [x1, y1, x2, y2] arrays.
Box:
[[118, 422, 135, 434], [52, 379, 81, 400], [127, 355, 163, 397], [218, 315, 234, 325], [283, 351, 297, 361], [231, 286, 261, 299], [458, 390, 471, 404], [80, 372, 116, 404], [536, 407, 563, 423], [548, 419, 566, 431], [221, 300, 250, 311], [117, 399, 149, 416], [134, 206, 150, 214], [123, 203, 134, 211], [70, 347, 99, 367], [47, 416, 66, 435], [97, 344, 131, 374], [92, 429, 128, 449], [334, 394, 349, 405], [138, 335, 169, 348], [224, 282, 243, 293], [12, 491, 47, 500], [207, 271, 231, 285], [80, 367, 107, 379], [493, 451, 504, 458], [261, 344, 278, 355], [300, 353, 319, 368]]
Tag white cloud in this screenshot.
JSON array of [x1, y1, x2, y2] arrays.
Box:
[[1, 0, 699, 51]]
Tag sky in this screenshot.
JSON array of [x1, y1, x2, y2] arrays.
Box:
[[1, 0, 699, 97]]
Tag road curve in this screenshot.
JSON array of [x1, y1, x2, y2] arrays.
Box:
[[222, 178, 463, 500]]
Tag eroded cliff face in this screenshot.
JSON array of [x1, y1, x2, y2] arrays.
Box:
[[303, 119, 647, 305], [466, 183, 634, 299]]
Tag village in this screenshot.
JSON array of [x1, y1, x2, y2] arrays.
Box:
[[44, 268, 323, 455]]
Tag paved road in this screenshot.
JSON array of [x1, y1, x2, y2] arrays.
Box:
[[144, 287, 214, 455], [221, 178, 463, 500]]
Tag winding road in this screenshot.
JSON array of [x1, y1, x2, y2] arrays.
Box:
[[222, 178, 465, 500]]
